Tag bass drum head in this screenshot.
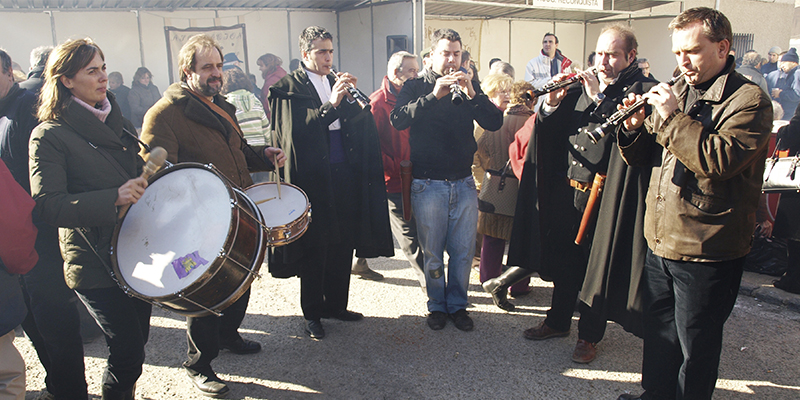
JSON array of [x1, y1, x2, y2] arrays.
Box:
[[115, 164, 232, 298]]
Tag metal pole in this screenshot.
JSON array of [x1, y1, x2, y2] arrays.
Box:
[[133, 10, 146, 67]]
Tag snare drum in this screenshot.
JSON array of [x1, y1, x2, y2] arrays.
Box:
[[245, 182, 311, 246], [110, 163, 265, 317]]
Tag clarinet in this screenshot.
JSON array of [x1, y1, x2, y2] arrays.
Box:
[[331, 68, 371, 111], [584, 71, 686, 144], [448, 68, 465, 105], [532, 67, 598, 97]]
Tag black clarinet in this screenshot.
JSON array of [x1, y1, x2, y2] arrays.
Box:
[[532, 67, 597, 97], [448, 68, 465, 105], [331, 68, 371, 111], [584, 71, 686, 144]]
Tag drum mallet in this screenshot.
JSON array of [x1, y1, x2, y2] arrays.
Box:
[[117, 146, 168, 219]]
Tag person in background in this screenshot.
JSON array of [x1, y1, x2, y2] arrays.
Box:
[[762, 46, 781, 76], [0, 157, 39, 400], [468, 61, 479, 83], [474, 77, 533, 298], [128, 66, 160, 129], [1, 48, 89, 400], [524, 33, 572, 89], [222, 67, 272, 184], [108, 72, 132, 121], [289, 58, 301, 72], [257, 53, 287, 119], [358, 50, 424, 285], [20, 46, 52, 95], [737, 50, 769, 94], [766, 48, 800, 121], [772, 102, 800, 294], [637, 58, 655, 79], [489, 57, 502, 70], [30, 37, 151, 400], [489, 61, 515, 79]]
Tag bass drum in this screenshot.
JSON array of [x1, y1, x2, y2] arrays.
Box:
[[111, 163, 265, 317]]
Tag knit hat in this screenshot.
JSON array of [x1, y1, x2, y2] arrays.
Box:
[[769, 46, 782, 55], [781, 48, 799, 63]]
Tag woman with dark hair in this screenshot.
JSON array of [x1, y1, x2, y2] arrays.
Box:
[[256, 53, 286, 117], [128, 66, 160, 129], [29, 38, 150, 400]]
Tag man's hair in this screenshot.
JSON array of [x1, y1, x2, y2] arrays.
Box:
[[299, 26, 333, 53], [387, 51, 417, 77], [38, 38, 105, 121], [600, 23, 638, 54], [221, 67, 252, 95], [0, 49, 11, 75], [480, 72, 512, 98], [543, 33, 559, 44], [430, 28, 462, 52], [741, 50, 761, 67], [488, 57, 501, 69], [30, 46, 53, 69], [638, 58, 649, 64], [108, 71, 123, 84], [510, 80, 535, 105], [668, 7, 732, 44], [461, 50, 471, 63], [178, 34, 223, 82]]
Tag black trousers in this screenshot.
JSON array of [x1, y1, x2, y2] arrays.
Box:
[[299, 162, 357, 321], [543, 188, 606, 342], [76, 287, 151, 393], [184, 288, 251, 375], [20, 225, 88, 399], [640, 248, 744, 400]]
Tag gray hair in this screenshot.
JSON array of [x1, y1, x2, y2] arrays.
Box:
[[29, 46, 53, 69], [741, 50, 761, 67], [387, 51, 417, 77], [490, 61, 515, 79]]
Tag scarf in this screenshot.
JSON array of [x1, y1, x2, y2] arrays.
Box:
[[72, 95, 111, 123]]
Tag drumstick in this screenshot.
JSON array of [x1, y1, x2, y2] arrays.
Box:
[[118, 147, 168, 219], [256, 197, 276, 205]]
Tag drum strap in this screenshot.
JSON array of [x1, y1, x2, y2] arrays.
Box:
[[74, 227, 123, 287]]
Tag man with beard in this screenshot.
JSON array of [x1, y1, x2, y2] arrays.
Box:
[[484, 24, 657, 363], [140, 34, 285, 398], [617, 8, 771, 399]]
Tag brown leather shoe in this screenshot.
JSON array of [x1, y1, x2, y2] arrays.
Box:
[[571, 339, 597, 363], [523, 321, 569, 340]]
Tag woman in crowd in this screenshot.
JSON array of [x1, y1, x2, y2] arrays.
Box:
[[128, 66, 160, 129], [473, 75, 533, 302], [29, 38, 151, 400], [256, 53, 286, 118]]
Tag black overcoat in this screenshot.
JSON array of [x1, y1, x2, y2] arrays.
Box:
[[774, 102, 800, 241], [267, 68, 393, 276]]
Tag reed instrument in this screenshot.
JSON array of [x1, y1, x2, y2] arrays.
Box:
[[530, 67, 598, 98], [584, 71, 686, 144], [448, 68, 466, 105], [332, 68, 371, 111]]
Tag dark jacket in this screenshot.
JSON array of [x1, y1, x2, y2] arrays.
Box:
[[766, 66, 800, 120], [737, 65, 769, 95], [140, 82, 273, 188], [370, 76, 410, 193], [129, 81, 161, 128], [111, 84, 132, 121], [507, 63, 657, 284], [268, 68, 393, 271], [391, 68, 503, 180], [619, 57, 773, 262], [0, 83, 39, 192], [774, 103, 800, 241], [19, 66, 45, 95], [29, 93, 143, 289]]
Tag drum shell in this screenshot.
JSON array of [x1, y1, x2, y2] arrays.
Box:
[[245, 182, 311, 247]]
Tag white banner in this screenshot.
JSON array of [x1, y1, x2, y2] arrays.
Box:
[[530, 0, 602, 11], [164, 24, 249, 84]]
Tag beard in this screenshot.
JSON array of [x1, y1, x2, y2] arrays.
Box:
[[197, 76, 222, 97]]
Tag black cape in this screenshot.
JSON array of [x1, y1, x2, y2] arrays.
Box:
[[267, 68, 393, 277]]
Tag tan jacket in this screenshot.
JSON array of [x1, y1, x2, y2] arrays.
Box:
[[140, 83, 271, 188], [619, 59, 773, 262]]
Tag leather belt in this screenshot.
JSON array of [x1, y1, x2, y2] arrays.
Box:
[[568, 178, 592, 192]]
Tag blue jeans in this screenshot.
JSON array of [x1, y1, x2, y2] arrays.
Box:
[[411, 177, 478, 313]]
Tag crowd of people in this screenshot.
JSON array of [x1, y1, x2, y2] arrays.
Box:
[[0, 6, 795, 400]]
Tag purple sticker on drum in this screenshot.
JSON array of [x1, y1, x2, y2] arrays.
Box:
[[172, 251, 209, 279]]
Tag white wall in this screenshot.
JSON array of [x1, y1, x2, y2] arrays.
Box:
[[369, 1, 414, 91]]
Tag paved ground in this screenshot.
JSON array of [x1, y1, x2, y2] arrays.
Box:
[[16, 250, 800, 399]]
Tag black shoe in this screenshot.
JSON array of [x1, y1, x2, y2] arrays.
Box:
[[773, 278, 800, 294], [426, 311, 447, 330], [449, 309, 474, 331], [304, 319, 325, 339], [185, 368, 230, 398], [617, 395, 642, 400], [321, 309, 364, 321], [219, 337, 261, 354]]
